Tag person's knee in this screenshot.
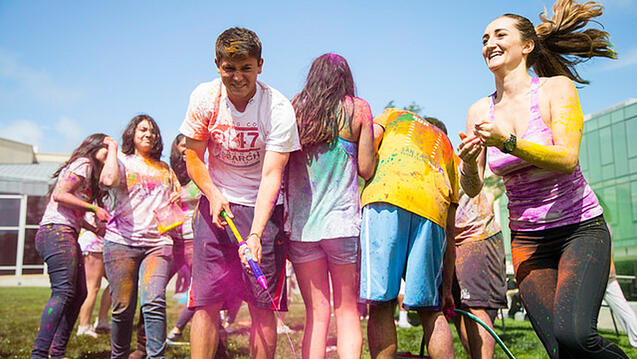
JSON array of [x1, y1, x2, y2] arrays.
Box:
[[140, 298, 166, 319], [193, 303, 223, 324], [369, 303, 395, 316], [111, 291, 136, 315], [418, 310, 441, 326], [368, 303, 396, 328], [86, 283, 100, 297], [250, 306, 276, 326], [50, 281, 79, 303], [306, 300, 331, 320], [141, 291, 167, 308], [554, 324, 594, 353]]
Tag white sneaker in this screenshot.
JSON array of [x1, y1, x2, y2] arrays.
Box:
[[76, 325, 98, 338], [277, 324, 293, 335], [166, 327, 184, 342], [397, 320, 412, 329]]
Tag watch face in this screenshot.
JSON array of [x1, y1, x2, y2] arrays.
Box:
[[503, 135, 516, 153], [504, 141, 513, 152]]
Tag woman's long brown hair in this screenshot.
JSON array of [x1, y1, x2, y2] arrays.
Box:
[[292, 53, 356, 147], [503, 0, 617, 84], [50, 133, 109, 207]]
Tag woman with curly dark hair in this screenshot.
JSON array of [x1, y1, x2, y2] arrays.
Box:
[[32, 133, 118, 359], [101, 114, 181, 359], [457, 0, 627, 357], [129, 134, 207, 357]]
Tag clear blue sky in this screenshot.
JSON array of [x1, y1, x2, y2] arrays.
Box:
[[1, 0, 635, 155]]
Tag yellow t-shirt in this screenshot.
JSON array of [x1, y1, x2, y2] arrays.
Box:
[[361, 108, 459, 228]]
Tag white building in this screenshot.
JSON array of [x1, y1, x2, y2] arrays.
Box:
[[0, 137, 68, 277]]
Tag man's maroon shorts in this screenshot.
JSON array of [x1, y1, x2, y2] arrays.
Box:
[[188, 196, 288, 311]]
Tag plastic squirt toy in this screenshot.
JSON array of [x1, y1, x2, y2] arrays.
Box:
[[221, 210, 267, 290], [220, 210, 297, 358]]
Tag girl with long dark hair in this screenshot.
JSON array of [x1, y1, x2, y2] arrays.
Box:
[[286, 53, 375, 358], [101, 114, 181, 359], [457, 0, 627, 357], [32, 133, 118, 359]]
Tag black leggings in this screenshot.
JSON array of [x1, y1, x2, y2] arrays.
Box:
[[511, 216, 627, 359]]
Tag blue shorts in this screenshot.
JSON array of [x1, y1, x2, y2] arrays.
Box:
[[360, 202, 446, 311]]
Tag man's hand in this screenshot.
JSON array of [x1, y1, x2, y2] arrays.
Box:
[[238, 233, 262, 272], [210, 191, 233, 229], [441, 283, 455, 315]]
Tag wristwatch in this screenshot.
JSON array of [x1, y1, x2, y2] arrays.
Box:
[[502, 134, 517, 154]]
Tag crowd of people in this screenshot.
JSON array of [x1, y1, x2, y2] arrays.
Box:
[[31, 0, 633, 358]]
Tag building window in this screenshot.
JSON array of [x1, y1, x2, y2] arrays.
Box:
[[25, 196, 46, 270], [600, 127, 613, 166], [632, 180, 637, 222], [23, 228, 42, 266], [0, 230, 18, 267], [628, 117, 637, 159], [27, 196, 47, 226], [0, 195, 46, 275], [0, 198, 20, 227]]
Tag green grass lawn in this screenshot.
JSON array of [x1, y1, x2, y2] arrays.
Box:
[[1, 287, 636, 358]]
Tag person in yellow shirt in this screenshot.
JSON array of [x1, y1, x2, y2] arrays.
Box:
[[360, 108, 458, 359]]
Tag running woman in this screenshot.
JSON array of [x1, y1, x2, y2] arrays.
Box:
[[457, 0, 626, 357]]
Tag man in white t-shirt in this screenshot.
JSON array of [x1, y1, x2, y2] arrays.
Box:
[[179, 27, 300, 359]]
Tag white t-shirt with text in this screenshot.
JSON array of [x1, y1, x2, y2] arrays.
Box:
[[104, 154, 179, 247], [179, 78, 300, 206]]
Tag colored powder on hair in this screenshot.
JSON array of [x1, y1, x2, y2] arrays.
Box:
[[224, 40, 245, 54]]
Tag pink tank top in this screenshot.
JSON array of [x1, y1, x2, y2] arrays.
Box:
[[487, 77, 603, 231]]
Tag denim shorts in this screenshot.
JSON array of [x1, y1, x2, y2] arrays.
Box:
[[288, 236, 359, 265]]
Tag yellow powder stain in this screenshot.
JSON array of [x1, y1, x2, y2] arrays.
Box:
[[143, 260, 158, 285], [552, 94, 583, 140], [514, 92, 583, 171], [224, 40, 245, 54], [143, 158, 168, 173]]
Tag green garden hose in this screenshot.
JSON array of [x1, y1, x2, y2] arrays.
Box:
[[452, 308, 516, 359]]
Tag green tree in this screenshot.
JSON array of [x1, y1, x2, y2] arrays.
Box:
[[384, 100, 423, 115]]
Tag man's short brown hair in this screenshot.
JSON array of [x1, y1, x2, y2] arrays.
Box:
[[215, 27, 262, 61]]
